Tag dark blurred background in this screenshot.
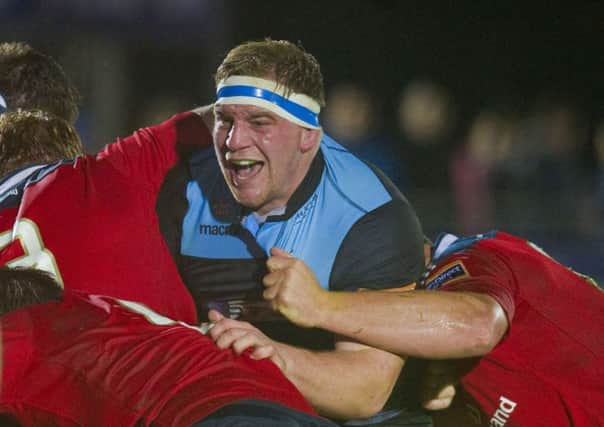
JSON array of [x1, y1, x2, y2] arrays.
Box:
[[2, 0, 603, 282]]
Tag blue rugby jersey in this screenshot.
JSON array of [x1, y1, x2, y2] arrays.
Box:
[[156, 132, 426, 426], [164, 134, 424, 329]]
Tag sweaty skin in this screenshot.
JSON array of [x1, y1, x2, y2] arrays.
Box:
[[213, 104, 319, 216], [207, 305, 404, 420], [263, 247, 508, 360], [262, 248, 507, 414]]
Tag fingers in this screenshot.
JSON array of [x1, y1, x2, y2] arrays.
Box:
[[421, 360, 457, 411], [270, 247, 292, 258], [208, 316, 253, 341], [229, 333, 269, 356], [421, 377, 455, 401], [262, 270, 280, 289], [208, 309, 225, 322], [207, 316, 274, 358], [422, 382, 456, 410], [210, 326, 278, 364], [266, 252, 296, 273], [252, 344, 286, 372], [262, 281, 280, 300], [423, 395, 455, 411], [212, 327, 250, 352]]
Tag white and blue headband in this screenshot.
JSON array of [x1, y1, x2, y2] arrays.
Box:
[[0, 93, 7, 114], [215, 76, 321, 129]]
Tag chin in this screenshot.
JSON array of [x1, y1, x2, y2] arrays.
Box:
[[233, 193, 262, 211]]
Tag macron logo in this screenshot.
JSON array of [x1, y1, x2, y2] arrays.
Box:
[[489, 396, 517, 426], [199, 224, 239, 236]]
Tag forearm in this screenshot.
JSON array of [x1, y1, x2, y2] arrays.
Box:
[[315, 290, 507, 359], [275, 341, 403, 420]]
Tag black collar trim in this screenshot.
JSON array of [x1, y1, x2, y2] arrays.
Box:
[[201, 150, 325, 223]]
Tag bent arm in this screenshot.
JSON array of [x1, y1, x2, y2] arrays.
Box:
[[313, 289, 508, 359], [275, 338, 404, 420], [208, 310, 403, 420]]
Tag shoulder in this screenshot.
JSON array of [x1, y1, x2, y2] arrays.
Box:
[[422, 232, 507, 289], [158, 110, 207, 132], [188, 145, 221, 182], [331, 198, 425, 290], [320, 134, 403, 211], [319, 135, 424, 289], [116, 111, 210, 152]]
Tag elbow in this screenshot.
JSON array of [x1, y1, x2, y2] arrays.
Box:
[[312, 376, 394, 421], [349, 393, 390, 420], [471, 326, 500, 355], [468, 303, 508, 355], [328, 371, 397, 419], [322, 396, 386, 421], [350, 373, 398, 419]]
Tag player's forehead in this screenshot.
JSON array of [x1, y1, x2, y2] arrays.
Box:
[[215, 103, 276, 119]]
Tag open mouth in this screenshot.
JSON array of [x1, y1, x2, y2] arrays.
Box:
[[228, 159, 264, 183]]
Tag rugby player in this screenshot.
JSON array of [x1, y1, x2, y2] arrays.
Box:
[[259, 231, 604, 426], [154, 39, 428, 425], [0, 42, 80, 123], [0, 109, 211, 323], [0, 266, 337, 427]]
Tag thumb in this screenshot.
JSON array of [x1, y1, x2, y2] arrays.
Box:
[[271, 247, 293, 258], [208, 309, 225, 322]]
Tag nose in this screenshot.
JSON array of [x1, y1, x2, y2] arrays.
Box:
[[225, 122, 249, 151]]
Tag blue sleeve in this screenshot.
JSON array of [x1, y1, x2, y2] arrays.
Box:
[[330, 196, 425, 291]]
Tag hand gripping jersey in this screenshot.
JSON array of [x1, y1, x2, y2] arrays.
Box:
[[420, 231, 604, 427], [0, 291, 316, 426], [0, 112, 209, 324]]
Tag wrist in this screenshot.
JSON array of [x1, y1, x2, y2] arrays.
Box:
[[314, 288, 336, 329], [273, 341, 294, 378]]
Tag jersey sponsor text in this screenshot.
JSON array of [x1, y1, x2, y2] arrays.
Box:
[[489, 396, 516, 426]]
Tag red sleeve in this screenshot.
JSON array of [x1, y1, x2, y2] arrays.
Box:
[[94, 112, 212, 191], [428, 246, 517, 322]]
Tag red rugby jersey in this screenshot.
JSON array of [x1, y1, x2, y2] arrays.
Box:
[[422, 231, 604, 427], [0, 112, 208, 324], [0, 292, 316, 426]]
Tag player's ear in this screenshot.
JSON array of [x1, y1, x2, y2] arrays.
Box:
[[300, 127, 321, 153]]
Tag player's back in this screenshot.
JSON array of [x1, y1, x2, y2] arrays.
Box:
[[0, 291, 315, 427], [481, 232, 604, 353], [0, 113, 208, 323], [465, 232, 604, 425]]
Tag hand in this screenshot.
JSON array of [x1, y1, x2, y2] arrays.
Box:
[[263, 247, 328, 328], [421, 360, 457, 411], [207, 309, 286, 371]]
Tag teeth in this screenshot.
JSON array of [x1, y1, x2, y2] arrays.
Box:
[[231, 160, 258, 167]]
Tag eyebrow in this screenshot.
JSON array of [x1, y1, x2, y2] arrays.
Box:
[[214, 108, 278, 122], [247, 111, 277, 121]]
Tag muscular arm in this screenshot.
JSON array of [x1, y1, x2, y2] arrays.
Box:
[[276, 339, 403, 419], [208, 311, 403, 420], [308, 289, 507, 359], [316, 291, 508, 359], [264, 251, 508, 360], [262, 201, 418, 418]]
